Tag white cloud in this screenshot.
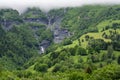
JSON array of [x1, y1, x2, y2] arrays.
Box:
[[0, 0, 120, 13]]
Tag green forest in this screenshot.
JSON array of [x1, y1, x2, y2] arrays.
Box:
[[0, 5, 120, 80]]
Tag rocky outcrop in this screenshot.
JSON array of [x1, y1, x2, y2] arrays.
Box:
[[23, 18, 48, 24], [0, 19, 21, 31], [0, 8, 70, 53], [52, 18, 70, 43], [39, 40, 51, 53], [54, 28, 70, 43]]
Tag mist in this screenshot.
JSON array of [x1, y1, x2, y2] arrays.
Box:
[[0, 0, 120, 13]]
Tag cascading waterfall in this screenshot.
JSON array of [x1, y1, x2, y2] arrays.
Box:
[[40, 46, 45, 53]]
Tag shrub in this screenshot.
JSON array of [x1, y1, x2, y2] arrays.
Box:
[[52, 64, 61, 72], [76, 47, 87, 56], [117, 56, 120, 64], [90, 65, 120, 80], [34, 63, 48, 72], [63, 39, 72, 46], [69, 72, 84, 80]]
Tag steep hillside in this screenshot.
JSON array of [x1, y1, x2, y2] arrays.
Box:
[[0, 5, 120, 80], [0, 7, 70, 70], [61, 5, 120, 39]]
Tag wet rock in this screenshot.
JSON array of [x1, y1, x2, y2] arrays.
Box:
[[39, 40, 51, 53]]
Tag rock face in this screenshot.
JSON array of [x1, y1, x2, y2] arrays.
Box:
[[0, 9, 22, 31], [0, 8, 70, 53], [54, 28, 70, 43], [39, 40, 51, 53], [53, 18, 70, 43], [0, 19, 21, 31], [23, 18, 48, 24]]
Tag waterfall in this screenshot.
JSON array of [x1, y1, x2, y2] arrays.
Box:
[[40, 46, 45, 53]]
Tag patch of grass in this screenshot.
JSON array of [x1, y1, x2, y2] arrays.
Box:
[[56, 29, 120, 52], [97, 20, 120, 32]]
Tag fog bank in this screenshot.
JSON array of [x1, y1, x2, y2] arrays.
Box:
[[0, 0, 120, 13]]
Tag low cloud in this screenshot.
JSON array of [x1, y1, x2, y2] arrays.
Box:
[[0, 0, 120, 13]]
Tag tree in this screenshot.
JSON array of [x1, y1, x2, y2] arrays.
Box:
[[52, 64, 61, 72], [0, 64, 3, 76], [88, 39, 107, 53], [117, 56, 120, 64], [101, 53, 107, 61], [78, 39, 81, 46], [85, 35, 89, 41], [50, 52, 59, 59], [58, 51, 68, 60], [34, 63, 48, 72], [76, 47, 87, 55], [107, 45, 113, 58], [69, 47, 76, 56], [91, 54, 99, 63], [90, 65, 120, 80], [63, 38, 72, 45], [87, 46, 94, 54], [78, 56, 83, 63], [85, 66, 92, 74], [69, 72, 84, 80]]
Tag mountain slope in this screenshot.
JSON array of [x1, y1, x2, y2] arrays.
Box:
[[0, 5, 120, 80]]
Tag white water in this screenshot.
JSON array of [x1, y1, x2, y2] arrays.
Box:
[[40, 46, 45, 53]]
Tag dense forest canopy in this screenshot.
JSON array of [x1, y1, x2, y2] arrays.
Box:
[[0, 5, 120, 80]]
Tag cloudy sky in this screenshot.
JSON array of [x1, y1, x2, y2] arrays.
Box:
[[0, 0, 120, 13]]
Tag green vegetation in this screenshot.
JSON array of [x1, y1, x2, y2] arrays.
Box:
[[0, 5, 120, 80], [22, 7, 47, 20]]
